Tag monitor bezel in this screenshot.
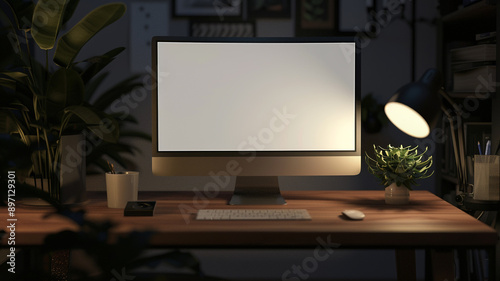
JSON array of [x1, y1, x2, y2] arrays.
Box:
[[152, 36, 361, 159]]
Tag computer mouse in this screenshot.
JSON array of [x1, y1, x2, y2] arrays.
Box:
[[342, 209, 365, 220]]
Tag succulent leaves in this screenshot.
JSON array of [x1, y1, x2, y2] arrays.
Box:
[[365, 144, 434, 190]]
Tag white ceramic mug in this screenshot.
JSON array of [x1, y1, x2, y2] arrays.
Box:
[[105, 171, 139, 208]]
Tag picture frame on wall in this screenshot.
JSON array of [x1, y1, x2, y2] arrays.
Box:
[[173, 0, 242, 18], [295, 0, 337, 37], [190, 20, 255, 37], [248, 0, 291, 19]]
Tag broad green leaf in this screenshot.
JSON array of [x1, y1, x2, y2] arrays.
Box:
[[0, 71, 28, 83], [53, 3, 126, 67], [0, 70, 32, 96], [62, 105, 101, 125], [63, 106, 119, 143], [80, 47, 125, 84], [0, 111, 17, 133], [0, 83, 32, 113], [31, 0, 68, 50], [46, 68, 84, 115], [0, 102, 30, 113], [0, 110, 30, 138], [0, 78, 16, 90], [29, 55, 50, 97]]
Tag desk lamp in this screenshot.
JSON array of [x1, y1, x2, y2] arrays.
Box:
[[384, 68, 467, 192]]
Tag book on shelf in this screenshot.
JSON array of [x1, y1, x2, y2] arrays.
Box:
[[449, 43, 496, 92], [452, 60, 495, 72], [476, 31, 496, 44], [450, 44, 496, 62], [453, 65, 496, 92]]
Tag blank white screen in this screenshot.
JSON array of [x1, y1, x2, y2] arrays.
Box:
[[157, 42, 356, 152]]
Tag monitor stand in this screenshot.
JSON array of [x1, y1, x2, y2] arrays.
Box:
[[228, 176, 287, 205]]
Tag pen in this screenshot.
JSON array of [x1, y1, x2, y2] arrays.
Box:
[[478, 141, 482, 155], [485, 140, 491, 155], [107, 161, 115, 174]]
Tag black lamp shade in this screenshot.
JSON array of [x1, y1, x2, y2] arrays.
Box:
[[385, 69, 442, 138]]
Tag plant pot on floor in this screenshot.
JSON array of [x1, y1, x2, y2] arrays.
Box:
[[385, 183, 410, 205]]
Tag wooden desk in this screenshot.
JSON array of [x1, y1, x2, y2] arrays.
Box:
[[2, 190, 498, 280]]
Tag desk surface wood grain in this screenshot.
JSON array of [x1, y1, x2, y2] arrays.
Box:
[[2, 190, 497, 248]]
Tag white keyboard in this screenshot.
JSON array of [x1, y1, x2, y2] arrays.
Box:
[[196, 209, 312, 221]]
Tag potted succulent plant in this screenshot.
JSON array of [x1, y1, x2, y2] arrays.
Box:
[[365, 144, 434, 204], [0, 0, 130, 204]]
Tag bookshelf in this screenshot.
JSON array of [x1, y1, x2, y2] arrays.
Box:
[[437, 0, 499, 198]]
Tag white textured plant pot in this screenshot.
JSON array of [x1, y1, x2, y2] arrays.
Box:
[[385, 183, 410, 205]]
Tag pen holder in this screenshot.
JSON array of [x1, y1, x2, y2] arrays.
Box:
[[105, 171, 139, 208], [473, 155, 500, 201]]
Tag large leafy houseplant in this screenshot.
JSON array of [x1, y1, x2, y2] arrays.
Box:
[[365, 144, 434, 190], [0, 0, 132, 201]]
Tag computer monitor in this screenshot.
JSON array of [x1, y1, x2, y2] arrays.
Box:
[[152, 37, 361, 205]]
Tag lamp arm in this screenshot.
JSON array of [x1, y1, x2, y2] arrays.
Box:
[[456, 118, 467, 189], [438, 88, 463, 118], [439, 89, 468, 192], [441, 105, 462, 184]]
